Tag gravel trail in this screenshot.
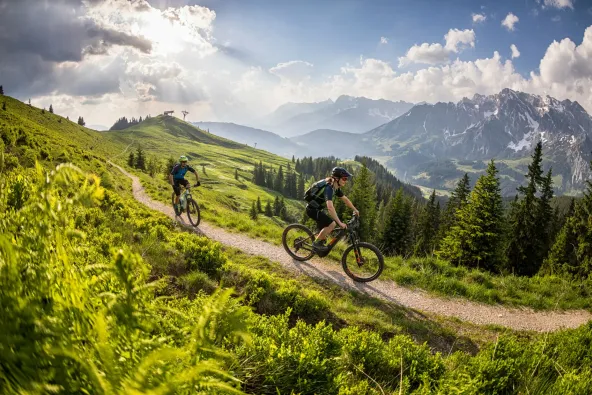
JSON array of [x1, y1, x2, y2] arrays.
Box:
[[112, 162, 592, 332]]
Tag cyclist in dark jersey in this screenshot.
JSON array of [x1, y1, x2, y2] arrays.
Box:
[[169, 155, 200, 215], [305, 167, 359, 253]]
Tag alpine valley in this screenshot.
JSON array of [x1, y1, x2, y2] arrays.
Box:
[[209, 89, 592, 196]]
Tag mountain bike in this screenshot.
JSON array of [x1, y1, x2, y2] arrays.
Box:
[[282, 214, 384, 282], [171, 183, 201, 226]]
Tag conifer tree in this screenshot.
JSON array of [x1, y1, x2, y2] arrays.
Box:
[[257, 196, 262, 213], [49, 104, 53, 114], [77, 116, 85, 126], [274, 165, 284, 193], [265, 200, 273, 217], [273, 196, 281, 216], [438, 160, 504, 271], [349, 164, 377, 241], [381, 189, 412, 256], [135, 146, 146, 170], [440, 173, 470, 238], [507, 142, 553, 276], [164, 157, 175, 180], [297, 173, 305, 199], [415, 190, 440, 256], [250, 201, 258, 220], [128, 152, 135, 168], [0, 85, 3, 95]]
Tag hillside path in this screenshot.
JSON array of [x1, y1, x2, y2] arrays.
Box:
[[111, 162, 592, 332]]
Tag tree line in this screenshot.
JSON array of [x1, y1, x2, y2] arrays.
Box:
[[110, 115, 152, 131], [336, 142, 590, 279]]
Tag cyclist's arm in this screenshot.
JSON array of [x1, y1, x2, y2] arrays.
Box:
[[169, 174, 174, 185], [326, 201, 346, 228], [188, 166, 199, 183], [339, 196, 359, 215]]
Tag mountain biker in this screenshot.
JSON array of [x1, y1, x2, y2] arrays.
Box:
[[305, 167, 359, 253], [169, 155, 200, 215]]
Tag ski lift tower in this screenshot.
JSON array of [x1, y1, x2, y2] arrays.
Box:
[[182, 110, 189, 121]]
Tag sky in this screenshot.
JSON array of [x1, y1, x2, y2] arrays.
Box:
[[1, 0, 592, 127]]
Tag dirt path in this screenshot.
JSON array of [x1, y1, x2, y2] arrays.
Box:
[[111, 162, 592, 332]]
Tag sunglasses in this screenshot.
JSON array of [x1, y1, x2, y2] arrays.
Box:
[[341, 177, 349, 181]]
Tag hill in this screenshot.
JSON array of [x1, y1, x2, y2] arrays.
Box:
[[192, 121, 299, 157]]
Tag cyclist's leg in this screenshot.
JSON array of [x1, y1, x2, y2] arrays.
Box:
[[306, 207, 334, 242], [173, 180, 182, 204]]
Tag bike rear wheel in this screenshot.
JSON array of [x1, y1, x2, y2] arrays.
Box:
[[341, 242, 384, 282], [186, 198, 201, 226], [282, 224, 316, 261]]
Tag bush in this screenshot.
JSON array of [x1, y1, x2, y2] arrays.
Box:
[[168, 232, 226, 278]]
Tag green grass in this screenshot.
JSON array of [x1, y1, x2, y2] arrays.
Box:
[[103, 115, 306, 244], [378, 256, 592, 310]]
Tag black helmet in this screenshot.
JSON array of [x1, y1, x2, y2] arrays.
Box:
[[331, 167, 352, 179]]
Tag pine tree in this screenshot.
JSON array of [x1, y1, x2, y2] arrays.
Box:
[[77, 116, 85, 126], [297, 174, 305, 199], [257, 196, 262, 213], [440, 173, 470, 238], [128, 152, 135, 168], [376, 199, 386, 236], [250, 201, 258, 220], [0, 85, 3, 95], [414, 190, 440, 256], [292, 155, 295, 163], [543, 206, 578, 276], [349, 164, 377, 241], [41, 108, 45, 114], [274, 165, 284, 193], [49, 104, 54, 114], [506, 142, 551, 276], [273, 196, 281, 216], [135, 146, 146, 170], [265, 200, 273, 217], [380, 189, 413, 256], [438, 160, 504, 271]]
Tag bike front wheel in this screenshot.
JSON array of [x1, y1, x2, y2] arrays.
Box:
[[282, 224, 316, 261], [186, 198, 201, 226], [341, 242, 384, 282]]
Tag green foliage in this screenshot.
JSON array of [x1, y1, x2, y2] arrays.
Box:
[[349, 164, 377, 242], [0, 164, 249, 394], [414, 189, 440, 256], [507, 142, 554, 276], [250, 200, 258, 220], [49, 104, 53, 114], [438, 160, 505, 271], [380, 188, 413, 255]]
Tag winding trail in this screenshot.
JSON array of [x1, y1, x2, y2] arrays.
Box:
[[112, 162, 592, 332]]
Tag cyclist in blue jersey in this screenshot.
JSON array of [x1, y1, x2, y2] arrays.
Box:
[[169, 155, 200, 215]]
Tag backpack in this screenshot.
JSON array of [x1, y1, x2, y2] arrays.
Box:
[[304, 180, 327, 203]]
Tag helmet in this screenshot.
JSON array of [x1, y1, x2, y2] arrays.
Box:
[[179, 155, 188, 162], [331, 167, 352, 179]]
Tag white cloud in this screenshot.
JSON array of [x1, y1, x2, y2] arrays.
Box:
[[502, 13, 519, 31], [399, 28, 475, 66], [380, 36, 388, 44], [472, 13, 487, 23], [269, 60, 314, 81], [543, 0, 574, 9], [398, 43, 450, 67], [444, 29, 476, 52], [510, 44, 521, 58], [551, 15, 561, 22]]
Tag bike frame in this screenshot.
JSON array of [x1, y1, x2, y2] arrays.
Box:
[[311, 216, 361, 255]]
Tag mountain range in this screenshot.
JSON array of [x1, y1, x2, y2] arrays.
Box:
[[202, 89, 592, 196], [259, 95, 414, 137]]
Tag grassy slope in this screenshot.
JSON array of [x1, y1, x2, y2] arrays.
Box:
[[103, 115, 307, 243]]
